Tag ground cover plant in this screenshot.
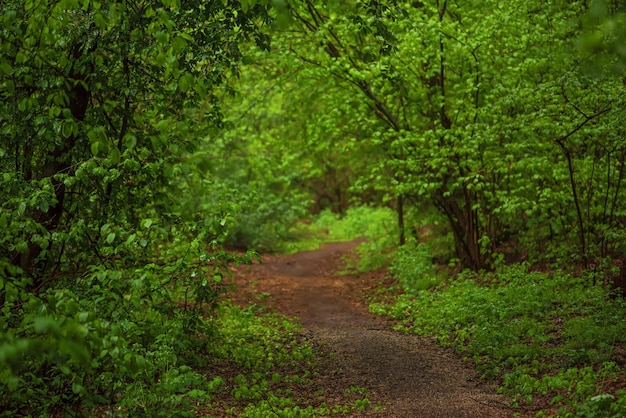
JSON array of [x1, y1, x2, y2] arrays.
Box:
[[204, 302, 374, 417], [370, 264, 626, 417]]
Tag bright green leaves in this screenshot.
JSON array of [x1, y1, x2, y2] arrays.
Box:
[[228, 0, 626, 268], [178, 72, 195, 92]]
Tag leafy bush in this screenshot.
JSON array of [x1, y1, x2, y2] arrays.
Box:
[[220, 181, 310, 252], [0, 224, 255, 416], [389, 240, 445, 294]]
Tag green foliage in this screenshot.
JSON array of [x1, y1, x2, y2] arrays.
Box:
[[208, 303, 373, 416], [0, 0, 272, 414], [286, 207, 391, 250], [3, 0, 626, 414], [0, 234, 255, 415], [389, 240, 444, 294], [213, 43, 387, 252], [573, 390, 626, 418], [214, 303, 314, 372], [218, 0, 626, 271], [285, 206, 398, 272], [370, 266, 626, 414]]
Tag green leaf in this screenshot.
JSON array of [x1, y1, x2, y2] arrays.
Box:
[[62, 121, 74, 138], [106, 232, 116, 244], [38, 199, 49, 213], [0, 62, 12, 76], [172, 35, 189, 52], [109, 147, 121, 165], [91, 141, 101, 156], [18, 98, 28, 112], [125, 234, 136, 245], [123, 134, 137, 149], [3, 10, 17, 27], [155, 31, 168, 44], [72, 381, 84, 394], [178, 72, 194, 92]]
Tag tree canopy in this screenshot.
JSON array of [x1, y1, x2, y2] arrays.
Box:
[[230, 0, 626, 271]]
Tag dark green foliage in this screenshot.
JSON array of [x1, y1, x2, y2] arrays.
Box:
[[0, 0, 270, 414]]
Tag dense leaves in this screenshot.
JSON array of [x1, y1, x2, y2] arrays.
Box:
[[370, 266, 626, 416], [0, 0, 270, 414], [227, 0, 626, 273]]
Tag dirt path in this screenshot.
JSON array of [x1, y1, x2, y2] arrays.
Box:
[[233, 241, 517, 417]]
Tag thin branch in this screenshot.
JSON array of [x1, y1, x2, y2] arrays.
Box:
[[555, 107, 611, 146]]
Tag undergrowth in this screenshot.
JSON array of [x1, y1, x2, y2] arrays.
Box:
[[389, 239, 447, 294], [0, 228, 246, 417], [0, 229, 372, 417], [370, 264, 626, 417], [207, 302, 374, 417]]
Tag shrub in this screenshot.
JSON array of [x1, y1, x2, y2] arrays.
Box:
[[389, 240, 444, 294]]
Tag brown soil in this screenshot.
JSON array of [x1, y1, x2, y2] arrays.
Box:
[[230, 241, 522, 417]]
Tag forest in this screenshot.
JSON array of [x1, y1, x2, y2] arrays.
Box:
[[1, 0, 626, 416]]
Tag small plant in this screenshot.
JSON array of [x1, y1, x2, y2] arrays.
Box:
[[389, 240, 445, 294], [371, 265, 626, 415], [572, 391, 626, 418]]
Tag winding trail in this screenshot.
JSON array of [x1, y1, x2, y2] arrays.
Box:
[[233, 241, 518, 417]]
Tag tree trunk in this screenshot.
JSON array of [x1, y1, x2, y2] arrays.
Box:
[[434, 189, 484, 270], [20, 45, 91, 287], [397, 194, 405, 246]]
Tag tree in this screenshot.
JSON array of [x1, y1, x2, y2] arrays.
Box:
[[1, 0, 270, 283], [252, 0, 626, 271], [0, 0, 271, 413]]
